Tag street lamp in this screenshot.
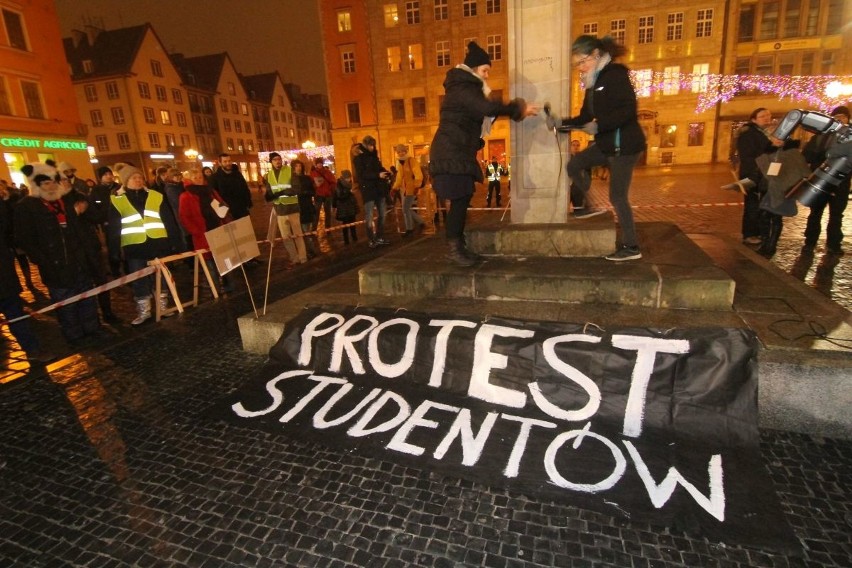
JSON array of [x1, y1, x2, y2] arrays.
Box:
[[301, 140, 316, 149], [184, 148, 199, 161]]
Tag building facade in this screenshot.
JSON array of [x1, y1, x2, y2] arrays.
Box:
[[1, 0, 89, 186], [320, 0, 851, 170], [319, 0, 512, 174]]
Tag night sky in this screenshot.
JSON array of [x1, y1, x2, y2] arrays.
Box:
[[54, 0, 328, 96]]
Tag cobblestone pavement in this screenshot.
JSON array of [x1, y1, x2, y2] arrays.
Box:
[[1, 170, 851, 567]]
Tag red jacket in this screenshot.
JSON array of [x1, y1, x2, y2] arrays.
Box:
[[178, 185, 230, 255], [309, 165, 336, 198]]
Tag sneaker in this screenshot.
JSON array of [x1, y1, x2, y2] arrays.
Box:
[[742, 236, 762, 245], [573, 208, 606, 219], [605, 245, 642, 262]]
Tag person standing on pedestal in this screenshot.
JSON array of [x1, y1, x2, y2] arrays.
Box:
[[736, 108, 783, 247], [550, 35, 647, 261], [429, 41, 538, 267]]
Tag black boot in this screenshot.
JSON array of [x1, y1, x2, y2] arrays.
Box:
[[758, 215, 782, 258], [446, 239, 475, 267]]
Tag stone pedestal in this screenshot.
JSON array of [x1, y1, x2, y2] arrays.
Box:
[[508, 0, 572, 224]]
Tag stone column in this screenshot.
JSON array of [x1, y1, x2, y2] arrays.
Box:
[[507, 0, 572, 223]]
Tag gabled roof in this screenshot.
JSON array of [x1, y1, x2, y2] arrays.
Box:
[[172, 53, 228, 92], [240, 73, 278, 104], [63, 24, 149, 80]]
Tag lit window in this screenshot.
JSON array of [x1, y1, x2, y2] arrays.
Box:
[[691, 63, 709, 93], [160, 110, 172, 125], [408, 44, 423, 70], [384, 4, 399, 27], [663, 66, 680, 95], [388, 46, 401, 72], [688, 123, 705, 146], [633, 68, 652, 97], [337, 10, 352, 32]]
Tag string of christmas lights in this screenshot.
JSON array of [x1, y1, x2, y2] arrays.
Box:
[[624, 72, 852, 113]]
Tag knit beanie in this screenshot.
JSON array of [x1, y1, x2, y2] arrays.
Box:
[[115, 163, 144, 185], [464, 41, 490, 68], [95, 166, 113, 180]]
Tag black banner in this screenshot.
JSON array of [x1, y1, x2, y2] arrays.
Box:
[[214, 306, 797, 552]]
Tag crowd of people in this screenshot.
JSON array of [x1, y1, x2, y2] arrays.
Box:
[[2, 37, 849, 364]]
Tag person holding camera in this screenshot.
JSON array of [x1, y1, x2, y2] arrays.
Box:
[[352, 135, 392, 248]]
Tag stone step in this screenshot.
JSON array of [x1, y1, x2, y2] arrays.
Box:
[[465, 214, 616, 257], [359, 223, 734, 310]]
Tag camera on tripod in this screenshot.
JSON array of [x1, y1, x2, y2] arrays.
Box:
[[773, 109, 852, 208]]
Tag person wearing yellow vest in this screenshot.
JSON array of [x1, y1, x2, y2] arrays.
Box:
[[107, 163, 183, 325], [392, 144, 425, 236], [263, 152, 307, 265]]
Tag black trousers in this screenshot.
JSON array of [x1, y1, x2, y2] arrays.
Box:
[[445, 195, 471, 240]]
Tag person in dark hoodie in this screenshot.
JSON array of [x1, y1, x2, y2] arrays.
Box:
[[429, 41, 538, 266], [352, 135, 392, 248], [90, 166, 123, 276], [209, 153, 253, 220], [549, 35, 647, 262]]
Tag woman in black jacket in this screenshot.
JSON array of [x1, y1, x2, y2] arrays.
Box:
[[429, 41, 538, 266], [555, 35, 647, 262]]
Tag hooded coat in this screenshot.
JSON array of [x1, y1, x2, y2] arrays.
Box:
[[429, 67, 525, 187], [352, 143, 389, 203]]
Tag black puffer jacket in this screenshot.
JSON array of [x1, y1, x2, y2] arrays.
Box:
[[0, 201, 22, 299], [429, 67, 526, 182], [563, 62, 646, 157]]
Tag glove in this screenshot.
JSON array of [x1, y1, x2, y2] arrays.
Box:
[[545, 112, 560, 131]]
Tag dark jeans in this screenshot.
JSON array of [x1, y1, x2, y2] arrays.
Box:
[[445, 195, 471, 240], [47, 276, 100, 342], [337, 216, 357, 243], [804, 180, 850, 249], [315, 196, 333, 228], [0, 294, 40, 353], [566, 144, 641, 247], [742, 190, 763, 239], [127, 257, 154, 299], [486, 180, 501, 206]]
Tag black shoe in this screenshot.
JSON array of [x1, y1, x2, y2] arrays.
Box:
[[573, 208, 606, 219], [605, 245, 642, 262]]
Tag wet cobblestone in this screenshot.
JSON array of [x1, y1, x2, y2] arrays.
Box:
[[1, 170, 851, 566]]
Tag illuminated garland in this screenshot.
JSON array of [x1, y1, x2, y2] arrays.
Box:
[[625, 72, 852, 113]]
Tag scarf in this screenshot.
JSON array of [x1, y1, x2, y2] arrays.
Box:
[[41, 198, 67, 228], [456, 63, 495, 137]]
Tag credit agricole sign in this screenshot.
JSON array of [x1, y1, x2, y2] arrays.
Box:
[[1, 136, 88, 150]]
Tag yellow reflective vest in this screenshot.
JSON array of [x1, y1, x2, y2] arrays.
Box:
[[267, 168, 297, 206], [110, 190, 167, 247]]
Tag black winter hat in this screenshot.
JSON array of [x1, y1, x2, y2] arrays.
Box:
[[464, 41, 491, 68], [830, 106, 850, 118], [96, 166, 113, 180]]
